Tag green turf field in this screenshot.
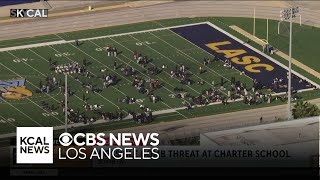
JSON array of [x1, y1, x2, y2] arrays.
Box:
[[0, 24, 255, 135], [1, 17, 319, 83], [0, 17, 319, 136]]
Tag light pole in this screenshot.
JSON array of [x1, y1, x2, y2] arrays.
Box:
[[280, 7, 299, 120], [266, 18, 269, 42], [253, 8, 256, 36], [64, 73, 68, 132]]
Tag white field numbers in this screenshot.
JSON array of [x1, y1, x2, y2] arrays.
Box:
[[136, 99, 144, 103], [13, 58, 33, 63], [0, 118, 15, 124], [95, 47, 109, 52], [42, 112, 59, 117], [54, 52, 75, 57], [136, 41, 155, 46], [95, 41, 155, 52]]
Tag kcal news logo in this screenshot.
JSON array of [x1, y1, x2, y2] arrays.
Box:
[[16, 127, 53, 164], [10, 9, 48, 18]]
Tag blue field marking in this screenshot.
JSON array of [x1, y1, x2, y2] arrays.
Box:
[[0, 79, 26, 88], [170, 23, 311, 92], [0, 79, 27, 102]]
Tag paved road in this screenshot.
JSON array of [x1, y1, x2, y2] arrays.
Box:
[[0, 1, 319, 41], [109, 98, 320, 143]]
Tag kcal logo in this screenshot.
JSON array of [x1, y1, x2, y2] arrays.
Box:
[[16, 127, 53, 164], [0, 79, 32, 100], [10, 9, 48, 18]]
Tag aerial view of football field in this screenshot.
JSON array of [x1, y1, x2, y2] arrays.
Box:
[[0, 18, 319, 136], [0, 1, 319, 137], [0, 0, 319, 177]]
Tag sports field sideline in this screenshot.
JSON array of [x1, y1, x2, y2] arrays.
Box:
[[0, 20, 319, 136]]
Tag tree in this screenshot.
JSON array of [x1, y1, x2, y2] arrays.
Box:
[[292, 100, 320, 119]]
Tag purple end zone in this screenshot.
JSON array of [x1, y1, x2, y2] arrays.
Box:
[[170, 23, 311, 93]]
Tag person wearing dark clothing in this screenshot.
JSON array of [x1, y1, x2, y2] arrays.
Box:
[[213, 54, 219, 62], [83, 58, 87, 67], [148, 111, 153, 121], [231, 77, 235, 85], [119, 111, 123, 120], [203, 58, 208, 65], [222, 96, 227, 105], [48, 57, 52, 66], [113, 61, 117, 70], [220, 77, 224, 87], [82, 94, 86, 102]]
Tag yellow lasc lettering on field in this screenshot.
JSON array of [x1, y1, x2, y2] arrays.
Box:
[[216, 49, 247, 58], [231, 56, 261, 65], [245, 64, 274, 73], [0, 86, 32, 100], [206, 41, 231, 51]]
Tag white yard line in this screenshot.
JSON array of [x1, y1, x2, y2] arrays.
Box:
[[30, 48, 90, 104], [89, 39, 189, 113], [26, 98, 63, 123], [107, 38, 201, 94], [128, 34, 228, 96], [1, 55, 64, 124], [0, 114, 17, 128], [164, 29, 254, 83], [47, 45, 124, 111], [68, 41, 159, 110], [0, 88, 309, 138], [0, 40, 66, 52], [205, 21, 320, 89], [117, 52, 176, 89], [0, 22, 209, 52], [1, 20, 317, 89], [88, 39, 188, 119], [0, 37, 61, 49], [74, 94, 86, 103], [0, 21, 317, 138], [54, 34, 65, 40], [96, 93, 121, 109], [0, 97, 42, 126], [50, 45, 130, 111], [70, 77, 116, 107], [7, 51, 47, 77], [149, 31, 230, 80], [148, 22, 232, 81], [2, 58, 63, 127], [95, 39, 316, 113], [67, 43, 132, 83], [0, 63, 63, 123]]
